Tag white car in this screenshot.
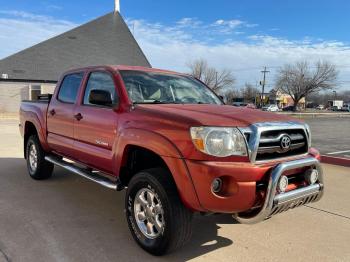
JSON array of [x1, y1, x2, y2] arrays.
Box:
[[316, 105, 325, 110], [262, 104, 280, 112], [341, 104, 350, 112]]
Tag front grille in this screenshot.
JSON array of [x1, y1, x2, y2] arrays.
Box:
[[256, 129, 308, 161]]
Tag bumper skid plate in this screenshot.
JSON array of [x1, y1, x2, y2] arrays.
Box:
[[233, 157, 324, 224]]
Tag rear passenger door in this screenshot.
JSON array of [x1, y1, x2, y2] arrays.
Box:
[[47, 72, 84, 157], [73, 71, 119, 173]]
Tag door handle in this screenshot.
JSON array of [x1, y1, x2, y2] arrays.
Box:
[[74, 113, 83, 121], [49, 109, 56, 116]]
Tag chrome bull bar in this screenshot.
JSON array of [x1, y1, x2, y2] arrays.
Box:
[[233, 157, 324, 224]]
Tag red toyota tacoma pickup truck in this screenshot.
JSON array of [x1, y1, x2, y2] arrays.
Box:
[[20, 65, 324, 255]]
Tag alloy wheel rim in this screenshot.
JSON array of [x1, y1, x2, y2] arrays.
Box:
[[28, 144, 38, 172], [134, 188, 164, 239]]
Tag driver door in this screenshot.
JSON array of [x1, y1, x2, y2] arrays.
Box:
[[73, 70, 119, 174]]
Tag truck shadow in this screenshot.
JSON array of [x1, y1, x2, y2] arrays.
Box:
[[0, 158, 236, 261], [168, 214, 235, 261]]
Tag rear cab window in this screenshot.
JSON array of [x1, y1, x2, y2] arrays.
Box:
[[57, 72, 84, 103]]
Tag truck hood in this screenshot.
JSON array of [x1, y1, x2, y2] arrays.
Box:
[[136, 104, 300, 127]]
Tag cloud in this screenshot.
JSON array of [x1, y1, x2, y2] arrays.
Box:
[[214, 19, 243, 27], [0, 10, 70, 25], [0, 10, 76, 59], [128, 18, 350, 90], [0, 11, 349, 90], [211, 19, 258, 35], [176, 18, 202, 28], [45, 5, 63, 11], [213, 19, 257, 29]]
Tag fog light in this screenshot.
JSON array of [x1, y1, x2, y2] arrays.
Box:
[[277, 176, 289, 193], [305, 169, 319, 185], [211, 178, 223, 193]]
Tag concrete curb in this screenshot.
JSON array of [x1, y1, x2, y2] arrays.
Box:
[[277, 112, 350, 118], [321, 155, 350, 168]]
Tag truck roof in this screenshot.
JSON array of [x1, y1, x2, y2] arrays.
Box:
[[63, 65, 186, 77]]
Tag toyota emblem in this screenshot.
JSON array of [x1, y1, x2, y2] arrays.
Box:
[[280, 135, 291, 151]]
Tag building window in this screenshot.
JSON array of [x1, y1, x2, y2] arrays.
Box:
[[29, 85, 41, 101]]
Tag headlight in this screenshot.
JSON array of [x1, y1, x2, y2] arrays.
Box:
[[190, 127, 248, 157]]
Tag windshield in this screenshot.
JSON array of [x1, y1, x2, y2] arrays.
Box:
[[120, 70, 223, 105]]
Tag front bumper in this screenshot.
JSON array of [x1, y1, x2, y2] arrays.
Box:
[[186, 153, 324, 216], [233, 157, 324, 224]]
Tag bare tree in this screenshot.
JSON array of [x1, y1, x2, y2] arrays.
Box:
[[276, 61, 338, 111], [241, 83, 259, 102], [308, 89, 350, 106], [188, 59, 235, 92], [341, 90, 350, 102], [224, 89, 241, 104]]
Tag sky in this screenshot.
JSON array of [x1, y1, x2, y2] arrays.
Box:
[[1, 0, 350, 91]]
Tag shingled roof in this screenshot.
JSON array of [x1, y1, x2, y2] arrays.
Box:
[[0, 12, 151, 82]]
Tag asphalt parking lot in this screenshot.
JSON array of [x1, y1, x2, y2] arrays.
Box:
[[305, 117, 350, 159], [0, 118, 350, 262]]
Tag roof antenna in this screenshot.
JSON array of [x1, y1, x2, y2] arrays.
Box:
[[114, 0, 120, 13]]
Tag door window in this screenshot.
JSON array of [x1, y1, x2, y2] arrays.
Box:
[[83, 72, 118, 107], [57, 73, 84, 103]]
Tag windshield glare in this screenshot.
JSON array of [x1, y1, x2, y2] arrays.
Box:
[[120, 70, 223, 105]]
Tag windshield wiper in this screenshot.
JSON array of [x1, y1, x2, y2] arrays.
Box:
[[134, 100, 181, 104], [151, 100, 169, 104]]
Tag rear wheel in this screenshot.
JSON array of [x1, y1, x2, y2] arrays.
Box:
[[125, 168, 193, 255], [26, 135, 54, 180]]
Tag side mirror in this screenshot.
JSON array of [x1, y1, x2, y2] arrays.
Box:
[[89, 89, 113, 107]]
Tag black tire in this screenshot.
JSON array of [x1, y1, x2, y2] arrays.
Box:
[[125, 168, 193, 256], [26, 135, 54, 180]]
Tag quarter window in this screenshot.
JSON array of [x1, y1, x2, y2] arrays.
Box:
[[83, 72, 117, 107], [57, 73, 84, 103]]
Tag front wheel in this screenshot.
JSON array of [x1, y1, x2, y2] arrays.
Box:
[[125, 168, 193, 255]]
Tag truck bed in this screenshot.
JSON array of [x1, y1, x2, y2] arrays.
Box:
[[19, 100, 49, 138]]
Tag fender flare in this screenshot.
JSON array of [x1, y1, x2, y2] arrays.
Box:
[[23, 113, 49, 152], [114, 128, 203, 211]]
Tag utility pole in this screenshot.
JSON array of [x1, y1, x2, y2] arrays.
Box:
[[260, 67, 270, 107]]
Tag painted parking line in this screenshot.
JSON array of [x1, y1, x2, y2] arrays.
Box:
[[327, 150, 350, 155]]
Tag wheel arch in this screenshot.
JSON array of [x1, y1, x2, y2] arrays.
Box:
[[115, 129, 203, 211], [119, 145, 170, 185]]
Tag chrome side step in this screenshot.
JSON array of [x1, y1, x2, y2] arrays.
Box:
[[45, 156, 123, 190]]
